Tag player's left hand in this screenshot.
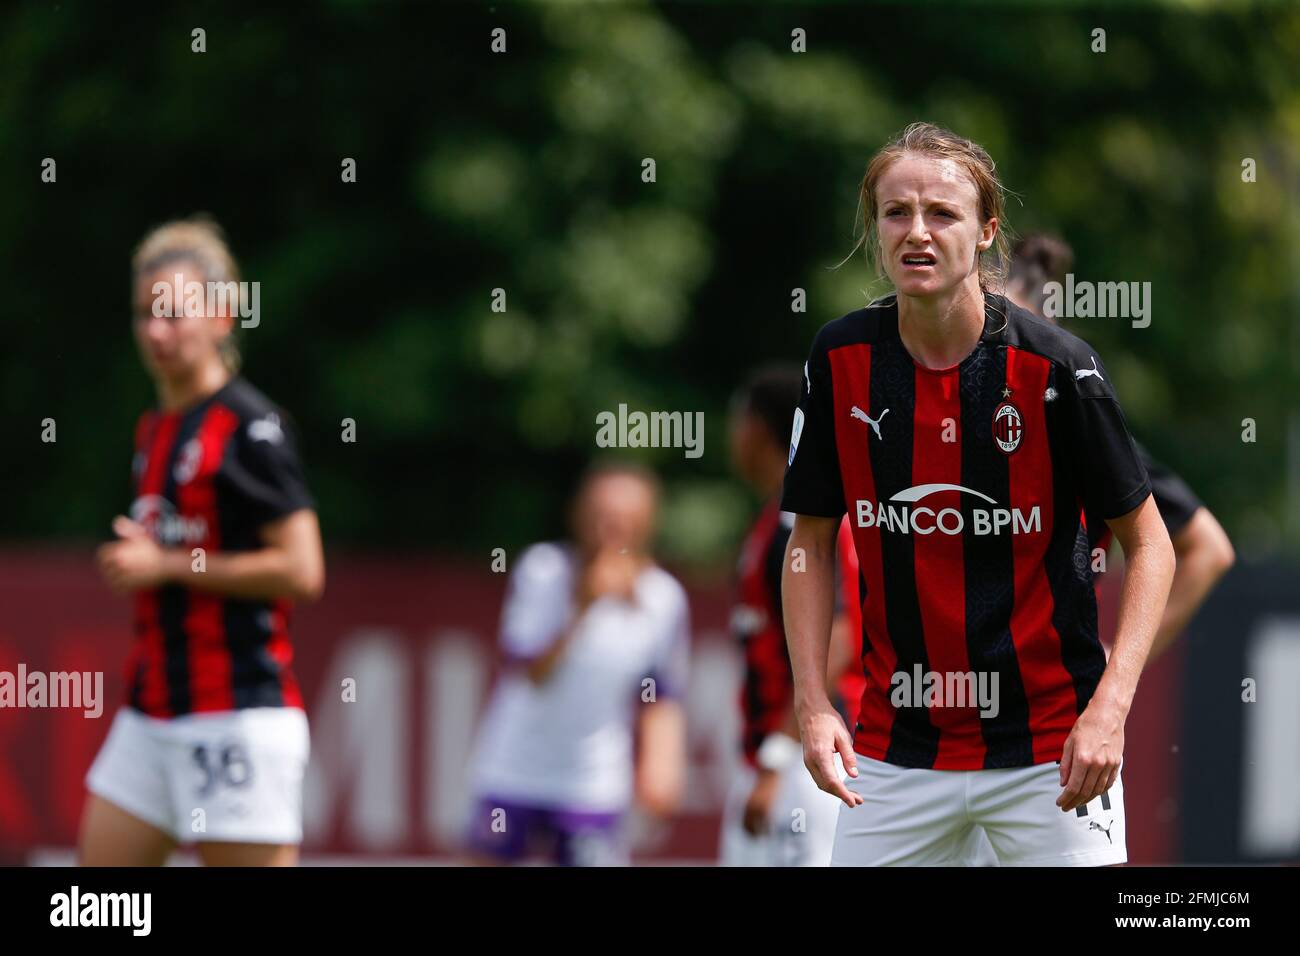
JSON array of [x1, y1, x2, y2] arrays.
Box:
[[1057, 699, 1124, 813], [97, 515, 171, 593]]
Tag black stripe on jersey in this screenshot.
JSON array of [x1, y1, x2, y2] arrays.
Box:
[[1043, 364, 1108, 712], [852, 561, 869, 739], [870, 331, 939, 768], [959, 342, 1034, 768], [157, 406, 209, 717], [223, 603, 286, 709]]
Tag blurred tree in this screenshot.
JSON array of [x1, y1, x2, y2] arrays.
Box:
[[0, 0, 1295, 571]]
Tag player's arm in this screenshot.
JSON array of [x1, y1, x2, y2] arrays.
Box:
[[1147, 507, 1234, 662], [775, 609, 855, 737], [99, 408, 324, 602], [636, 592, 690, 817], [784, 514, 862, 807], [98, 509, 325, 602], [520, 627, 579, 684], [780, 331, 860, 806], [744, 619, 852, 835], [635, 698, 686, 817], [1058, 494, 1173, 812], [1057, 350, 1173, 811]]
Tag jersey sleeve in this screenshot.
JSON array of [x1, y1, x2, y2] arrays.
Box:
[[1136, 446, 1203, 538], [648, 585, 690, 702], [1058, 349, 1151, 521], [780, 330, 846, 518], [224, 411, 315, 529], [498, 543, 573, 662]]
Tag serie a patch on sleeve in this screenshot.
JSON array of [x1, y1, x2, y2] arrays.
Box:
[[788, 407, 805, 466]]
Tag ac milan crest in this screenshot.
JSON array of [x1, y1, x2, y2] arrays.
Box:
[[993, 400, 1023, 454]]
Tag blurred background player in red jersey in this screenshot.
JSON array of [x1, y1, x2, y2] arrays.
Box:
[[721, 367, 855, 865], [82, 218, 325, 866], [463, 464, 689, 865], [1005, 234, 1235, 661]]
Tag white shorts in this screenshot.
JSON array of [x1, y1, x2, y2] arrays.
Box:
[[86, 706, 310, 845], [831, 754, 1126, 867]]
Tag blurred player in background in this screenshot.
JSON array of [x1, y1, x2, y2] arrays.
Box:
[[784, 123, 1175, 866], [722, 367, 854, 866], [83, 217, 324, 866], [1006, 234, 1235, 660], [464, 463, 688, 865]]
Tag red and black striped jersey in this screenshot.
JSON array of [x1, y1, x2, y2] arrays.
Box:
[[782, 294, 1151, 770], [123, 377, 314, 718], [732, 499, 794, 766]]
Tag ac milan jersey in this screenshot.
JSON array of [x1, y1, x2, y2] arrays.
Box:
[[123, 377, 315, 718], [732, 500, 795, 765], [782, 294, 1151, 770]]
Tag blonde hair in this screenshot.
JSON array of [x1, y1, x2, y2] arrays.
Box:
[[133, 216, 242, 373], [850, 122, 1012, 295]]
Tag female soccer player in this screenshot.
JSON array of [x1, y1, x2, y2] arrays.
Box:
[[81, 217, 324, 866], [464, 464, 688, 866], [782, 123, 1175, 866]]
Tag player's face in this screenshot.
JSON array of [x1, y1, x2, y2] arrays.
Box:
[[575, 474, 657, 555], [875, 154, 996, 300], [132, 264, 232, 381]]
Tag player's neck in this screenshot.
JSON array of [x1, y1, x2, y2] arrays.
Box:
[[157, 361, 231, 412], [896, 281, 986, 370]]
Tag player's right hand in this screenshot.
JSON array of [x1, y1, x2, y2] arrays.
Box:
[[797, 701, 863, 808]]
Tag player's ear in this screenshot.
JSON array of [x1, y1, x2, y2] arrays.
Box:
[[977, 217, 998, 251]]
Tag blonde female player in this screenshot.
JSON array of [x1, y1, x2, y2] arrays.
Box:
[[782, 124, 1174, 866], [81, 217, 324, 866]]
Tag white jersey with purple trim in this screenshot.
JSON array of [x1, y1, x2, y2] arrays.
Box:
[[469, 542, 690, 813]]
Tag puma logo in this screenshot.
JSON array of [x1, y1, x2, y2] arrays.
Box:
[[1074, 356, 1104, 382], [1089, 819, 1114, 844], [850, 405, 889, 440]]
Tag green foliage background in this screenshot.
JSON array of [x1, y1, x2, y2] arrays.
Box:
[[2, 0, 1296, 571]]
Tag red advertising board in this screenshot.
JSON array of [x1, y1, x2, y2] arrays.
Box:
[[0, 549, 1177, 863]]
